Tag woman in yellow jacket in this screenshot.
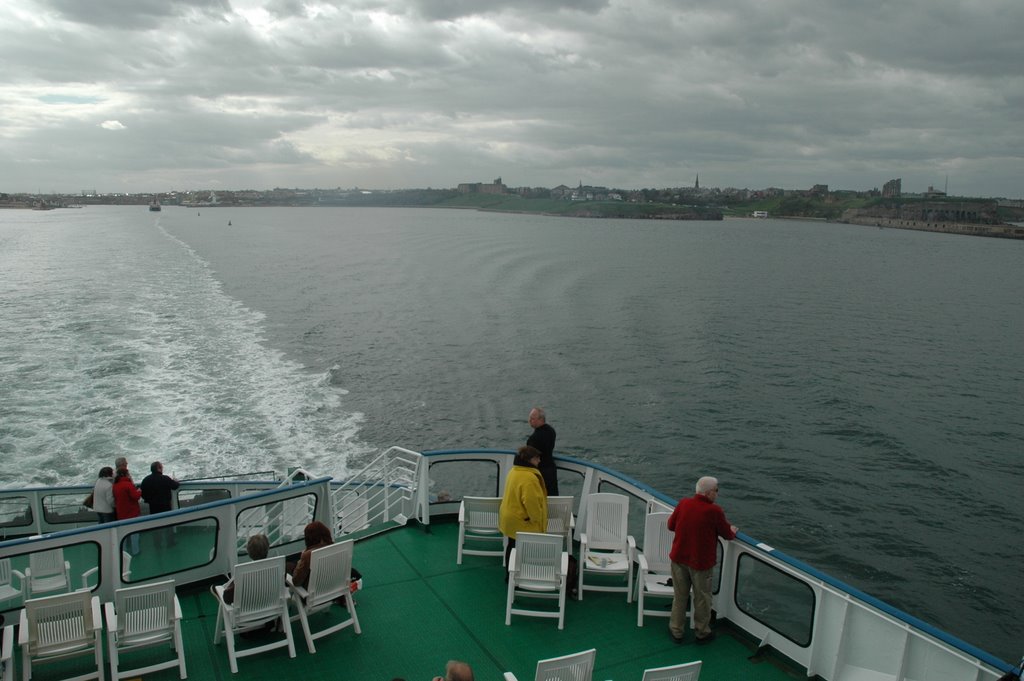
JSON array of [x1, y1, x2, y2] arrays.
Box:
[[499, 445, 549, 572]]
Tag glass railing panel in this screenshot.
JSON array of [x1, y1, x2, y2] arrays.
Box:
[[735, 552, 815, 646], [122, 517, 219, 583], [428, 459, 501, 502]]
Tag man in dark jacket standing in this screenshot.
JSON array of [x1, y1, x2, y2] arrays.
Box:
[[667, 476, 737, 644], [141, 461, 180, 546], [526, 407, 558, 495]]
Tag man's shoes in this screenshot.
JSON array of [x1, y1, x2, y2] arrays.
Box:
[[669, 630, 685, 644], [696, 632, 716, 645]]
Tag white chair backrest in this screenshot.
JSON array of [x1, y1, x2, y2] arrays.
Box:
[[112, 579, 177, 639], [514, 533, 563, 583], [462, 497, 501, 531], [0, 559, 16, 596], [642, 512, 673, 574], [24, 589, 96, 655], [545, 496, 574, 542], [640, 660, 702, 681], [306, 541, 354, 606], [233, 556, 287, 623], [535, 648, 596, 681], [584, 493, 629, 550], [29, 550, 65, 580]]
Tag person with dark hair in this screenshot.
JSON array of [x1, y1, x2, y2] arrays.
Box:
[[498, 445, 548, 573], [526, 407, 558, 495], [141, 461, 181, 547], [92, 467, 116, 523], [113, 468, 142, 554], [291, 521, 334, 589], [141, 461, 180, 514]]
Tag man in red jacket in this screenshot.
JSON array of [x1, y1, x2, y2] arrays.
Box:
[[667, 476, 738, 644]]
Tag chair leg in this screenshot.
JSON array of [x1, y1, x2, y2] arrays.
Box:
[[346, 594, 362, 634], [174, 622, 188, 679], [94, 634, 106, 681], [297, 605, 315, 654], [107, 630, 120, 681], [281, 605, 296, 659], [505, 578, 515, 625]]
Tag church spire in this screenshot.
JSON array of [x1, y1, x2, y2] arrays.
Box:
[[695, 174, 700, 190]]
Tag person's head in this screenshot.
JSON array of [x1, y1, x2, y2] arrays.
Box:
[[514, 445, 542, 468], [246, 534, 270, 560], [115, 468, 132, 481], [303, 520, 332, 548], [114, 456, 128, 472], [435, 660, 473, 681], [98, 466, 113, 479], [528, 407, 546, 428], [696, 476, 720, 501], [150, 461, 163, 475]]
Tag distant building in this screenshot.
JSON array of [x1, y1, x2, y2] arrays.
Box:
[[922, 185, 947, 198], [882, 178, 902, 198], [458, 177, 506, 195]]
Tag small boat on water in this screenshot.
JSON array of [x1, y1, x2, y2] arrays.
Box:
[[0, 448, 1017, 680], [149, 198, 161, 211]]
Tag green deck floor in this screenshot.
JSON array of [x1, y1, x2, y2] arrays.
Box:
[[26, 521, 807, 681]]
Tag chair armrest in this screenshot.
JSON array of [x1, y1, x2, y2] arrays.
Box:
[[503, 673, 519, 681], [458, 501, 466, 523], [507, 548, 517, 575], [81, 567, 98, 590], [104, 601, 117, 631], [89, 596, 102, 631], [560, 552, 569, 577], [10, 570, 25, 597], [637, 552, 650, 572], [627, 535, 636, 552], [17, 611, 27, 646], [173, 595, 183, 620]]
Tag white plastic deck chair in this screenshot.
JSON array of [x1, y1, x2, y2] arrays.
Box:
[[337, 492, 370, 536], [104, 579, 187, 681], [18, 589, 105, 681], [635, 511, 678, 627], [287, 540, 361, 654], [503, 647, 596, 681], [457, 496, 504, 564], [578, 492, 635, 602], [545, 496, 576, 551], [505, 532, 568, 630], [211, 555, 295, 674], [25, 549, 71, 597], [640, 660, 702, 681], [0, 560, 23, 606]]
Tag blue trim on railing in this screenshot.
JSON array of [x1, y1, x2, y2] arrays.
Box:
[[421, 447, 1013, 672]]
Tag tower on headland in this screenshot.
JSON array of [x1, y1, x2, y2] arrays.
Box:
[[695, 174, 700, 190]]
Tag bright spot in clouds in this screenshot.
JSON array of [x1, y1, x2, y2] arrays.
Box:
[[100, 120, 126, 131]]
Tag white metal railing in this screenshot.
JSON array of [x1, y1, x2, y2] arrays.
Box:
[[328, 446, 423, 537]]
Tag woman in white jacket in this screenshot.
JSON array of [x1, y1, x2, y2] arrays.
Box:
[[92, 466, 116, 523]]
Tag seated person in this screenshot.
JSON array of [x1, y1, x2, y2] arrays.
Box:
[[291, 521, 333, 589], [290, 520, 362, 602], [223, 534, 270, 604]]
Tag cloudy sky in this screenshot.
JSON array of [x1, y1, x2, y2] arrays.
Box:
[[2, 0, 1022, 197]]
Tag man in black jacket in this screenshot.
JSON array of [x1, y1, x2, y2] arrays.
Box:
[[527, 407, 558, 495], [141, 461, 180, 546]]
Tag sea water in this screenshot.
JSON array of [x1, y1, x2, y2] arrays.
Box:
[[1, 205, 1021, 661]]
